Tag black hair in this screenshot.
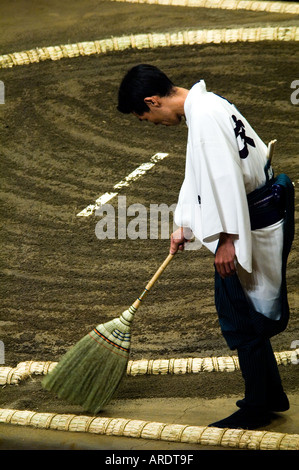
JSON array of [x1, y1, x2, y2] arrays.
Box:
[[117, 64, 175, 115]]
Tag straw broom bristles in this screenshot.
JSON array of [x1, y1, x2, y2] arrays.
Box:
[[42, 253, 174, 414], [42, 306, 135, 413]]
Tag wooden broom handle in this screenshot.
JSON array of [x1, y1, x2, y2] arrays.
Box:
[[133, 253, 174, 309]]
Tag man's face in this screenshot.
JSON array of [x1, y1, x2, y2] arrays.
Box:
[[133, 96, 182, 126], [134, 109, 182, 126]]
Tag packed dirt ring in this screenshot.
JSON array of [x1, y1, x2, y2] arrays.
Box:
[[0, 0, 298, 452]]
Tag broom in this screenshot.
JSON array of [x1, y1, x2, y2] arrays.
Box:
[[42, 252, 174, 414]]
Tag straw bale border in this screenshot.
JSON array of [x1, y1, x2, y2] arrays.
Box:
[[0, 26, 298, 69], [1, 348, 297, 385], [127, 348, 299, 375], [112, 0, 299, 14], [0, 407, 298, 449]]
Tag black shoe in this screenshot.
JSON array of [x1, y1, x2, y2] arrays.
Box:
[[236, 393, 289, 413], [209, 408, 272, 430]]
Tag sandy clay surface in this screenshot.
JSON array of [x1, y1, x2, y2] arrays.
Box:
[[0, 0, 298, 451]]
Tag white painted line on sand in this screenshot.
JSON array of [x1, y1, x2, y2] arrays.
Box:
[[77, 152, 169, 217]]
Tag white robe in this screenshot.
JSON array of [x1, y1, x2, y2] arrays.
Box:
[[174, 81, 283, 320]]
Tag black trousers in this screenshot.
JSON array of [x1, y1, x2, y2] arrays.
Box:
[[214, 173, 294, 409], [214, 270, 289, 409]]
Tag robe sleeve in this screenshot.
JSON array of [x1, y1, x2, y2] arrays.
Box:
[[175, 109, 253, 273]]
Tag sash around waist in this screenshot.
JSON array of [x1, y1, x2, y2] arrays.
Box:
[[247, 177, 285, 230]]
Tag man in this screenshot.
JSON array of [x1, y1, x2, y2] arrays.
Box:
[[117, 64, 294, 429]]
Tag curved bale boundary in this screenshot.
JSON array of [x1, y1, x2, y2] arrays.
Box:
[[0, 26, 298, 69], [1, 348, 298, 384], [111, 0, 299, 14]]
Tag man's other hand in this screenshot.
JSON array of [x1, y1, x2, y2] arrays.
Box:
[[215, 233, 236, 279]]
